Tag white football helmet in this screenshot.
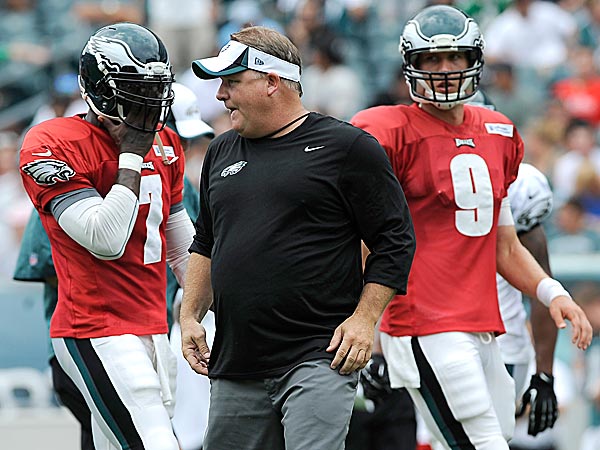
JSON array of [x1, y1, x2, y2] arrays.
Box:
[[400, 5, 485, 110]]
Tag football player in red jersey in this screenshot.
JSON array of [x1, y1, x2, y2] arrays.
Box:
[[19, 23, 194, 450], [351, 5, 592, 449]]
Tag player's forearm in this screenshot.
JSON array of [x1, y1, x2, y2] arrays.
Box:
[[497, 225, 547, 300], [165, 209, 195, 286], [54, 186, 139, 260], [180, 253, 213, 325]]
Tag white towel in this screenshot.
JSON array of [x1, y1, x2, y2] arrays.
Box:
[[152, 333, 178, 418]]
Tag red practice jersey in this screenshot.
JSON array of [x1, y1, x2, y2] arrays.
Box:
[[352, 104, 523, 336], [20, 115, 185, 338]]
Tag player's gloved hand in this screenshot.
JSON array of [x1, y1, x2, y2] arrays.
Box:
[[360, 353, 392, 404], [516, 372, 558, 436]]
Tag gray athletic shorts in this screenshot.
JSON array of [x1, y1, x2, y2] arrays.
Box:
[[204, 358, 359, 450]]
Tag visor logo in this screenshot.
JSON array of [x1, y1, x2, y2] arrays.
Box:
[[254, 57, 264, 65]]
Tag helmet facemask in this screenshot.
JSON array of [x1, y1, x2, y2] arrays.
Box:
[[105, 69, 174, 132], [404, 48, 483, 110]]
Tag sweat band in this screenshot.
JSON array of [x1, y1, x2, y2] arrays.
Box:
[[536, 277, 572, 308], [118, 153, 143, 173]]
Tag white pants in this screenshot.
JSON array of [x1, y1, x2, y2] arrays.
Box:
[[53, 334, 179, 450], [382, 331, 515, 450]]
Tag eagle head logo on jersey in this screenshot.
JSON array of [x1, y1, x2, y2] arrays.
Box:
[[22, 159, 76, 185], [221, 161, 248, 177]]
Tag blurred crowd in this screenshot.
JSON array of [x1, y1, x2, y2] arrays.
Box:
[[3, 0, 600, 448]]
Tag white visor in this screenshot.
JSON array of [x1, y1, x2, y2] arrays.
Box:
[[192, 40, 301, 82]]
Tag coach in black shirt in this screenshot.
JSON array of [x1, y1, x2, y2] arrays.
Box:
[[180, 26, 415, 450]]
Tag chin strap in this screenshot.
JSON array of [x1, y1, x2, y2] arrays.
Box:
[[155, 132, 179, 165]]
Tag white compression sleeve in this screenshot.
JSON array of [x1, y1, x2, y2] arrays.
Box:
[[56, 184, 139, 260], [165, 209, 195, 286], [497, 196, 514, 226]]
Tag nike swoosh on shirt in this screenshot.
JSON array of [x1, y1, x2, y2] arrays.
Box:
[[32, 149, 52, 157], [304, 145, 325, 152]]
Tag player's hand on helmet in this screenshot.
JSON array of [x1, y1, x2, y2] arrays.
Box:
[[98, 115, 155, 158], [360, 353, 392, 404], [516, 372, 558, 436]]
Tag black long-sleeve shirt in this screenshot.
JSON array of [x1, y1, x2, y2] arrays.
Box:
[[190, 113, 415, 378]]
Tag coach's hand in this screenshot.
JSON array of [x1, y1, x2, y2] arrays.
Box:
[[180, 318, 211, 376], [327, 312, 375, 375], [517, 372, 558, 436]]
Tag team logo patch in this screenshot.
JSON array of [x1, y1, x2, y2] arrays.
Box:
[[455, 138, 475, 148], [221, 161, 247, 177], [29, 252, 39, 267], [22, 159, 75, 185], [485, 123, 514, 137]]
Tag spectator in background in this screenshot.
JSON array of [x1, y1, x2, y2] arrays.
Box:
[[578, 0, 600, 53], [334, 0, 382, 97], [547, 197, 600, 254], [552, 45, 600, 127], [553, 118, 600, 206], [0, 130, 32, 278], [368, 66, 412, 107], [0, 0, 51, 110], [217, 0, 284, 48], [521, 122, 562, 180], [484, 62, 542, 129], [301, 32, 365, 120], [286, 0, 331, 65], [71, 0, 144, 29], [147, 0, 217, 75], [577, 282, 600, 450], [573, 162, 600, 219], [28, 71, 87, 127], [484, 0, 577, 81]]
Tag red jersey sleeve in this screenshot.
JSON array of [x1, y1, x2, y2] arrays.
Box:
[[20, 117, 107, 211]]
